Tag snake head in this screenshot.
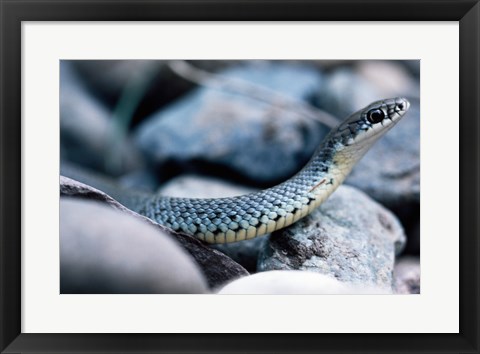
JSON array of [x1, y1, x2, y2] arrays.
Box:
[[336, 97, 410, 147]]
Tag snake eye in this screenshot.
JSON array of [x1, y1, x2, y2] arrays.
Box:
[[367, 109, 385, 124]]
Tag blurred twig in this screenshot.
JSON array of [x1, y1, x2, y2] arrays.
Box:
[[167, 60, 339, 128]]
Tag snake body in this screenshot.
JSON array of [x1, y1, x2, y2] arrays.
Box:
[[64, 97, 409, 244]]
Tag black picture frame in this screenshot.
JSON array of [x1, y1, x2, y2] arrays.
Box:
[[1, 1, 478, 353]]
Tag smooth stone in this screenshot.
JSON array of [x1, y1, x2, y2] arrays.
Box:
[[134, 61, 328, 186], [356, 61, 420, 99], [173, 233, 250, 290], [313, 61, 419, 119], [60, 164, 147, 210], [258, 185, 406, 290], [60, 175, 249, 288], [217, 270, 390, 294], [60, 198, 208, 294], [312, 67, 379, 119], [60, 61, 143, 176], [158, 174, 257, 198], [60, 175, 136, 213], [393, 256, 421, 294]]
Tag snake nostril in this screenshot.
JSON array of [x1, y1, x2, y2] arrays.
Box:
[[398, 103, 405, 110]]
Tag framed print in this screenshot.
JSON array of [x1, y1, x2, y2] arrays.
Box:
[[1, 0, 479, 353]]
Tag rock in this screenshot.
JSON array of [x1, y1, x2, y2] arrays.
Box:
[[134, 62, 328, 186], [157, 175, 265, 272], [60, 61, 143, 175], [173, 233, 249, 289], [356, 61, 419, 99], [60, 198, 208, 293], [60, 165, 150, 210], [218, 270, 390, 294], [60, 175, 136, 214], [313, 61, 419, 119], [60, 175, 249, 288], [393, 257, 420, 294], [313, 67, 379, 119], [157, 174, 257, 198], [258, 185, 406, 290]]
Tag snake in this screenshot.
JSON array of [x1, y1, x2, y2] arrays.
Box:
[[62, 97, 410, 244]]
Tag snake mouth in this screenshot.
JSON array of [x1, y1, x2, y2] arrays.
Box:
[[387, 97, 410, 121]]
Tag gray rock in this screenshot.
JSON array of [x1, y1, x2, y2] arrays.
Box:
[[217, 270, 390, 294], [60, 175, 137, 214], [314, 61, 419, 119], [60, 61, 143, 175], [60, 198, 208, 293], [134, 62, 328, 185], [157, 175, 266, 272], [356, 61, 419, 99], [60, 175, 249, 289], [173, 233, 249, 289], [313, 67, 379, 119], [157, 174, 257, 198], [258, 185, 406, 290], [393, 257, 421, 294], [60, 165, 149, 210]]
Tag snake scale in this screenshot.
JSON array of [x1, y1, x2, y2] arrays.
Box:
[[63, 97, 410, 244]]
